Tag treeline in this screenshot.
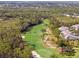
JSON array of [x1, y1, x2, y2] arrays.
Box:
[[0, 19, 33, 58], [0, 6, 79, 57], [0, 8, 52, 57]]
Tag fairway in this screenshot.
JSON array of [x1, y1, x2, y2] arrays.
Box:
[[23, 19, 79, 58], [24, 19, 57, 57]]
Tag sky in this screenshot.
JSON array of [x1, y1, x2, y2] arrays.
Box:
[[0, 0, 79, 1]]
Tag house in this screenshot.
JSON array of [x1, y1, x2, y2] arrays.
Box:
[[72, 15, 79, 18], [59, 26, 71, 39], [60, 30, 72, 39], [68, 34, 79, 39], [71, 24, 79, 30], [72, 13, 79, 18], [59, 26, 79, 39], [59, 26, 69, 31], [77, 16, 79, 18], [63, 14, 70, 17]]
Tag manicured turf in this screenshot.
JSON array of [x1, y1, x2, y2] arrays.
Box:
[[24, 19, 57, 57], [23, 19, 79, 58]]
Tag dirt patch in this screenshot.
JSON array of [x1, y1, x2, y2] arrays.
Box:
[[42, 27, 58, 48]]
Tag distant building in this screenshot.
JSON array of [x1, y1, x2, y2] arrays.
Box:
[[63, 13, 79, 18], [63, 14, 70, 17], [76, 16, 79, 18], [71, 24, 79, 30]]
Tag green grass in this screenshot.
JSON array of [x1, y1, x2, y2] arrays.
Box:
[[23, 19, 57, 58], [24, 25, 54, 57], [23, 19, 79, 58]]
